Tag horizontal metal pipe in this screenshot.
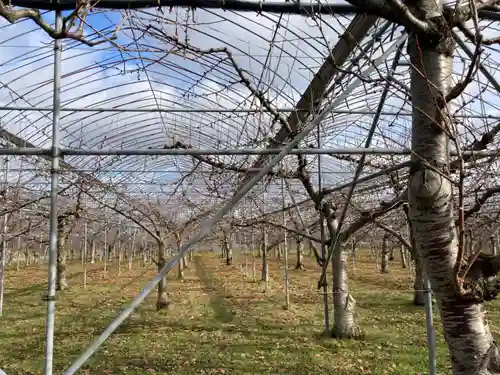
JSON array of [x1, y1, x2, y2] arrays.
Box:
[[0, 167, 356, 174], [10, 0, 380, 14], [0, 147, 498, 157], [0, 105, 498, 119]]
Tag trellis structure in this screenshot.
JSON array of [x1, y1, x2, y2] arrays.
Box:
[[0, 2, 499, 375]]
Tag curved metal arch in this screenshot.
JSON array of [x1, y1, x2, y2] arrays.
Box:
[[6, 77, 256, 147]]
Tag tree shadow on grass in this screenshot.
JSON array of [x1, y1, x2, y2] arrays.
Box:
[[4, 272, 84, 299], [192, 257, 235, 324]]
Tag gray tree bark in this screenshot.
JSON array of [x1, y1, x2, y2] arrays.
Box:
[[400, 245, 408, 269], [332, 236, 361, 338], [381, 234, 389, 273], [90, 238, 96, 264], [176, 234, 184, 279], [224, 233, 233, 266], [261, 230, 269, 283], [56, 216, 72, 291], [407, 1, 500, 372], [295, 236, 304, 269], [156, 241, 169, 310]]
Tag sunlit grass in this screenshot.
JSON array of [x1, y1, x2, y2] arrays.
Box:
[[1, 251, 499, 374]]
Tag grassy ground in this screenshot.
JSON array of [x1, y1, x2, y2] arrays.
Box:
[[1, 251, 500, 374]]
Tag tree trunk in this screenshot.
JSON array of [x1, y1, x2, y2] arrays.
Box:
[[466, 231, 474, 258], [156, 241, 169, 310], [350, 239, 356, 270], [295, 237, 304, 269], [332, 237, 361, 339], [380, 235, 389, 273], [224, 235, 233, 266], [400, 244, 408, 269], [56, 218, 69, 291], [118, 246, 122, 275], [408, 8, 500, 373], [261, 235, 269, 284], [128, 243, 133, 271], [389, 246, 395, 261], [178, 250, 184, 279]]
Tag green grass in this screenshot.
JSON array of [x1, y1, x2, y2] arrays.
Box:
[[1, 252, 500, 374]]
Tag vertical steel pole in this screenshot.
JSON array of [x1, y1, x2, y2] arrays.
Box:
[[103, 206, 108, 277], [0, 156, 9, 317], [281, 171, 290, 309], [251, 204, 256, 281], [44, 11, 63, 375], [83, 196, 88, 289], [424, 273, 437, 375]]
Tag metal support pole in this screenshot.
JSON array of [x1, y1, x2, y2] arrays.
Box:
[[251, 211, 256, 281], [103, 206, 108, 277], [280, 171, 290, 310], [0, 157, 9, 318], [44, 10, 63, 375], [83, 219, 88, 289], [424, 274, 437, 375], [63, 33, 403, 375]]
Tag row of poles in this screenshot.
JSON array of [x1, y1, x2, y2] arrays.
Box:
[[0, 13, 438, 375]]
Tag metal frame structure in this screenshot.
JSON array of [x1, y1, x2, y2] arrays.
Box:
[[0, 18, 438, 374], [3, 3, 500, 375]]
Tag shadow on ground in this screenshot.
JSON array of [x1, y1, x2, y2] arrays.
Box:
[[193, 256, 235, 324]]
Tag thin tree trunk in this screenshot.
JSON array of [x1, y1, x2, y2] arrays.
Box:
[[178, 249, 184, 279], [128, 243, 133, 271], [142, 244, 147, 266], [466, 231, 473, 258], [408, 8, 500, 372], [118, 245, 122, 275], [350, 239, 356, 272], [389, 246, 395, 261], [381, 235, 389, 273], [225, 234, 233, 266], [261, 230, 269, 288], [400, 244, 408, 269], [56, 217, 70, 291], [295, 237, 304, 269], [156, 241, 169, 310], [103, 244, 108, 277]]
